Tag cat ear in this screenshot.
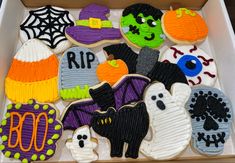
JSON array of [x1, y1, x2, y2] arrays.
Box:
[[136, 101, 146, 109]]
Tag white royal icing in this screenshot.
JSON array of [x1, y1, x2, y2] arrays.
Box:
[[66, 126, 98, 163], [161, 45, 217, 86], [14, 39, 53, 62], [140, 82, 192, 160]]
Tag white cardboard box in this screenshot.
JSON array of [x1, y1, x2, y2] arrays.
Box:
[[0, 0, 235, 162]]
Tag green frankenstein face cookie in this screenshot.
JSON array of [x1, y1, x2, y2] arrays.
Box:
[[121, 3, 165, 48]]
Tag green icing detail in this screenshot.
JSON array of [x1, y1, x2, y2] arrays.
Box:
[[48, 118, 54, 124], [1, 135, 8, 141], [34, 104, 40, 109], [52, 134, 60, 139], [5, 113, 10, 118], [108, 60, 119, 68], [22, 158, 28, 163], [7, 104, 13, 110], [49, 110, 55, 115], [15, 103, 22, 109], [0, 145, 5, 150], [40, 154, 45, 161], [4, 151, 11, 157], [60, 85, 91, 100], [54, 124, 61, 130], [27, 99, 33, 104], [43, 104, 49, 110], [1, 119, 7, 126], [121, 13, 164, 48], [14, 152, 20, 159], [0, 128, 2, 133], [46, 149, 54, 156], [31, 154, 37, 160], [47, 139, 53, 145]]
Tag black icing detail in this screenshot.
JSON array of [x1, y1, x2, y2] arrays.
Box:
[[189, 90, 231, 131], [186, 60, 196, 69], [86, 52, 95, 69], [89, 83, 115, 111], [122, 3, 163, 21], [77, 135, 82, 140], [156, 100, 165, 110], [91, 102, 149, 159], [103, 43, 138, 73], [77, 134, 87, 148], [67, 51, 80, 69], [147, 19, 156, 27], [136, 16, 145, 24], [20, 5, 74, 49], [197, 132, 226, 147], [158, 93, 163, 98], [129, 25, 140, 35], [144, 33, 155, 41], [79, 140, 84, 148], [151, 95, 156, 100], [147, 62, 188, 90]]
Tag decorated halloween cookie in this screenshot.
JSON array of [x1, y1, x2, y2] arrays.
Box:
[[61, 74, 150, 130], [185, 86, 232, 155], [66, 4, 121, 48], [161, 45, 217, 86], [5, 39, 59, 103], [141, 82, 192, 160], [59, 47, 99, 100], [120, 3, 165, 48], [66, 126, 98, 162], [96, 59, 128, 86], [162, 8, 208, 44], [0, 99, 62, 163], [91, 102, 149, 159], [20, 6, 75, 54]]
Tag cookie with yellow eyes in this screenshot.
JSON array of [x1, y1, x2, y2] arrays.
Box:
[[161, 45, 217, 86], [120, 3, 165, 49]]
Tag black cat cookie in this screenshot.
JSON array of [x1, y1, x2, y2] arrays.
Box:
[[91, 102, 149, 159]]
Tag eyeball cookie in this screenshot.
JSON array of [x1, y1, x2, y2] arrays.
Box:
[[161, 45, 217, 86], [120, 3, 165, 48], [162, 8, 208, 44]]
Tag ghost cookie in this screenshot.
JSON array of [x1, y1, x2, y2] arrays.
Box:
[[20, 6, 75, 54], [120, 3, 165, 48], [59, 47, 99, 100], [161, 45, 217, 86], [5, 39, 59, 103], [66, 4, 121, 48], [0, 99, 62, 163], [91, 102, 149, 159], [66, 126, 98, 162], [141, 82, 192, 160], [185, 86, 232, 155], [162, 8, 208, 44]]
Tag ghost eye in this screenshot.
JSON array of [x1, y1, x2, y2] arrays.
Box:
[[83, 135, 87, 139], [158, 93, 163, 98], [77, 135, 82, 140], [147, 19, 157, 27], [151, 95, 156, 100], [136, 16, 145, 24]]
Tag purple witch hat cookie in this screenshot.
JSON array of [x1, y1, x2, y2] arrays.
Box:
[[65, 4, 122, 48]]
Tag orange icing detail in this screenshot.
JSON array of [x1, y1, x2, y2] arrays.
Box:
[[7, 55, 58, 82], [163, 8, 208, 42], [19, 112, 35, 152], [34, 112, 48, 152], [8, 112, 21, 148], [7, 111, 49, 152], [96, 59, 128, 85]]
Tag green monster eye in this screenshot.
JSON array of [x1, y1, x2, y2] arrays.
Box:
[[136, 16, 145, 24], [147, 19, 157, 27]]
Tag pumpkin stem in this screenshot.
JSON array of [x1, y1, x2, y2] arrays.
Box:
[[108, 60, 119, 68]]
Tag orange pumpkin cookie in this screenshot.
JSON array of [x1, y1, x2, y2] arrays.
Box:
[[162, 8, 208, 44], [96, 59, 128, 85]]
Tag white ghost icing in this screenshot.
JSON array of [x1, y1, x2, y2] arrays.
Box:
[[140, 82, 192, 160], [66, 126, 98, 163]]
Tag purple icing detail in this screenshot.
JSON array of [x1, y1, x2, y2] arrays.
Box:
[[62, 75, 150, 130], [79, 4, 109, 20], [65, 4, 121, 45], [66, 26, 121, 44], [0, 100, 62, 162]]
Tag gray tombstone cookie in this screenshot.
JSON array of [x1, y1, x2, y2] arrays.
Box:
[[59, 47, 99, 100]]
